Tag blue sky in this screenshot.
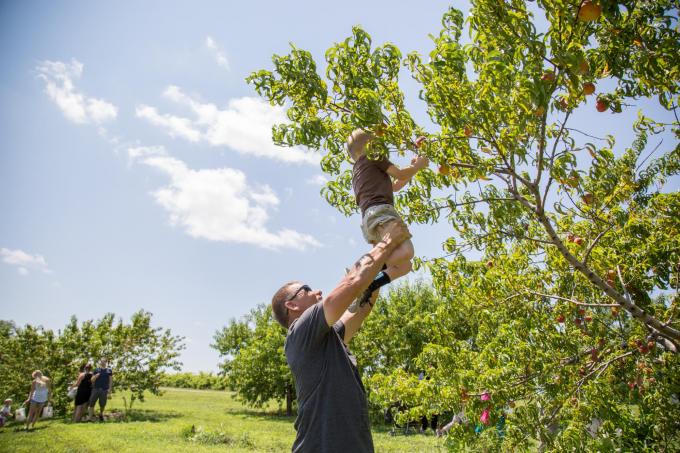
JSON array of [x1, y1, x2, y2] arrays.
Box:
[[1, 1, 677, 372]]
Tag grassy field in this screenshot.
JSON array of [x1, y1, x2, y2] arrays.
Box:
[[0, 388, 445, 452]]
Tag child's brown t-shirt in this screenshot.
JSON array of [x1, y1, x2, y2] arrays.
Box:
[[352, 154, 394, 215]]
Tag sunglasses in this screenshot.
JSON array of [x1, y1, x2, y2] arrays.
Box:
[[287, 284, 312, 302]]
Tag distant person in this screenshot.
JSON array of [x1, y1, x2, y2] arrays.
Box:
[[89, 358, 113, 422], [417, 372, 438, 434], [271, 219, 411, 452], [0, 399, 12, 427], [73, 363, 93, 422], [24, 370, 51, 430], [436, 410, 467, 437]]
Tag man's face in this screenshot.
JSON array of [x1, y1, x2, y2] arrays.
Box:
[[286, 282, 322, 316], [100, 359, 107, 368]]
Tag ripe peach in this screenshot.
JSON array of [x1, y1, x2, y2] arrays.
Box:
[[596, 99, 608, 112], [578, 1, 602, 22], [541, 71, 556, 82]]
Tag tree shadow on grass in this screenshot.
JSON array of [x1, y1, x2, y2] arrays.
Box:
[[224, 407, 295, 424], [8, 424, 50, 433], [98, 409, 182, 423]]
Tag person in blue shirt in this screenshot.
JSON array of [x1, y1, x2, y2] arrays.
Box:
[[88, 358, 113, 422]]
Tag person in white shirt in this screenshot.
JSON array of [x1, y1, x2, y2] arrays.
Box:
[[0, 398, 13, 427], [24, 370, 51, 431]]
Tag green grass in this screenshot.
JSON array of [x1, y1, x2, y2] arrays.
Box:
[[0, 388, 445, 452]]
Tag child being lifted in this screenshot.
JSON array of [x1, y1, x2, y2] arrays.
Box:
[[347, 128, 429, 312]]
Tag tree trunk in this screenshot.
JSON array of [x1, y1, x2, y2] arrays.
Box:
[[286, 383, 294, 417]]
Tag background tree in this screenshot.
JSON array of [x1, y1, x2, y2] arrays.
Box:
[[160, 371, 229, 390], [0, 311, 184, 415], [213, 304, 294, 415], [0, 322, 58, 411], [247, 1, 679, 450], [353, 282, 443, 379]]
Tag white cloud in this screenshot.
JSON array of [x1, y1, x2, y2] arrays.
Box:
[[135, 105, 202, 142], [130, 147, 320, 251], [127, 145, 167, 162], [136, 86, 319, 164], [205, 36, 230, 70], [306, 174, 329, 186], [36, 59, 117, 124], [1, 248, 52, 274]]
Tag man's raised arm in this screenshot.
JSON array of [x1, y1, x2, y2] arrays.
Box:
[[322, 220, 410, 326]]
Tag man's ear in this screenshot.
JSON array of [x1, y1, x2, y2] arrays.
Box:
[[284, 299, 300, 314]]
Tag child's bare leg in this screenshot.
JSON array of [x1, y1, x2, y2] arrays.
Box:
[[348, 220, 414, 313], [383, 238, 414, 281]]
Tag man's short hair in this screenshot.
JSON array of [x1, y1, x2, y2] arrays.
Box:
[[347, 128, 373, 161], [272, 281, 297, 328]]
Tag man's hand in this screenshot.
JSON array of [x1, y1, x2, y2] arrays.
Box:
[[380, 219, 411, 247], [413, 135, 427, 149]]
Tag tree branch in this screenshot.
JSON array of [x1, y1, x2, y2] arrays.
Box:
[[582, 224, 615, 265], [564, 127, 606, 141], [526, 291, 619, 307]]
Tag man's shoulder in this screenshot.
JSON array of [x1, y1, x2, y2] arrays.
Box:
[[291, 302, 325, 329], [285, 302, 330, 349]]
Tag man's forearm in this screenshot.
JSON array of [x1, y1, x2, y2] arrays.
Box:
[[340, 291, 377, 343], [349, 239, 398, 287], [323, 220, 409, 325]]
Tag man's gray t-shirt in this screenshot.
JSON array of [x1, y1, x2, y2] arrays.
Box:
[[285, 302, 373, 453]]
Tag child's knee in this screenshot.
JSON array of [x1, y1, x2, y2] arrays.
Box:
[[402, 239, 415, 260]]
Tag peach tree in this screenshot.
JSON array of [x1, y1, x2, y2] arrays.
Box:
[[212, 304, 294, 415], [0, 311, 184, 416], [248, 1, 679, 450]]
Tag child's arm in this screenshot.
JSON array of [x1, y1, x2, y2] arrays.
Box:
[[388, 155, 429, 191], [25, 381, 35, 405], [388, 136, 429, 191]]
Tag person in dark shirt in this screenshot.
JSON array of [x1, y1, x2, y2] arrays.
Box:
[[73, 362, 93, 422], [271, 220, 412, 453], [346, 128, 429, 312], [88, 358, 113, 422]]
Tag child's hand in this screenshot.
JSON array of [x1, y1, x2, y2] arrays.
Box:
[[413, 136, 427, 149], [412, 155, 429, 170]]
